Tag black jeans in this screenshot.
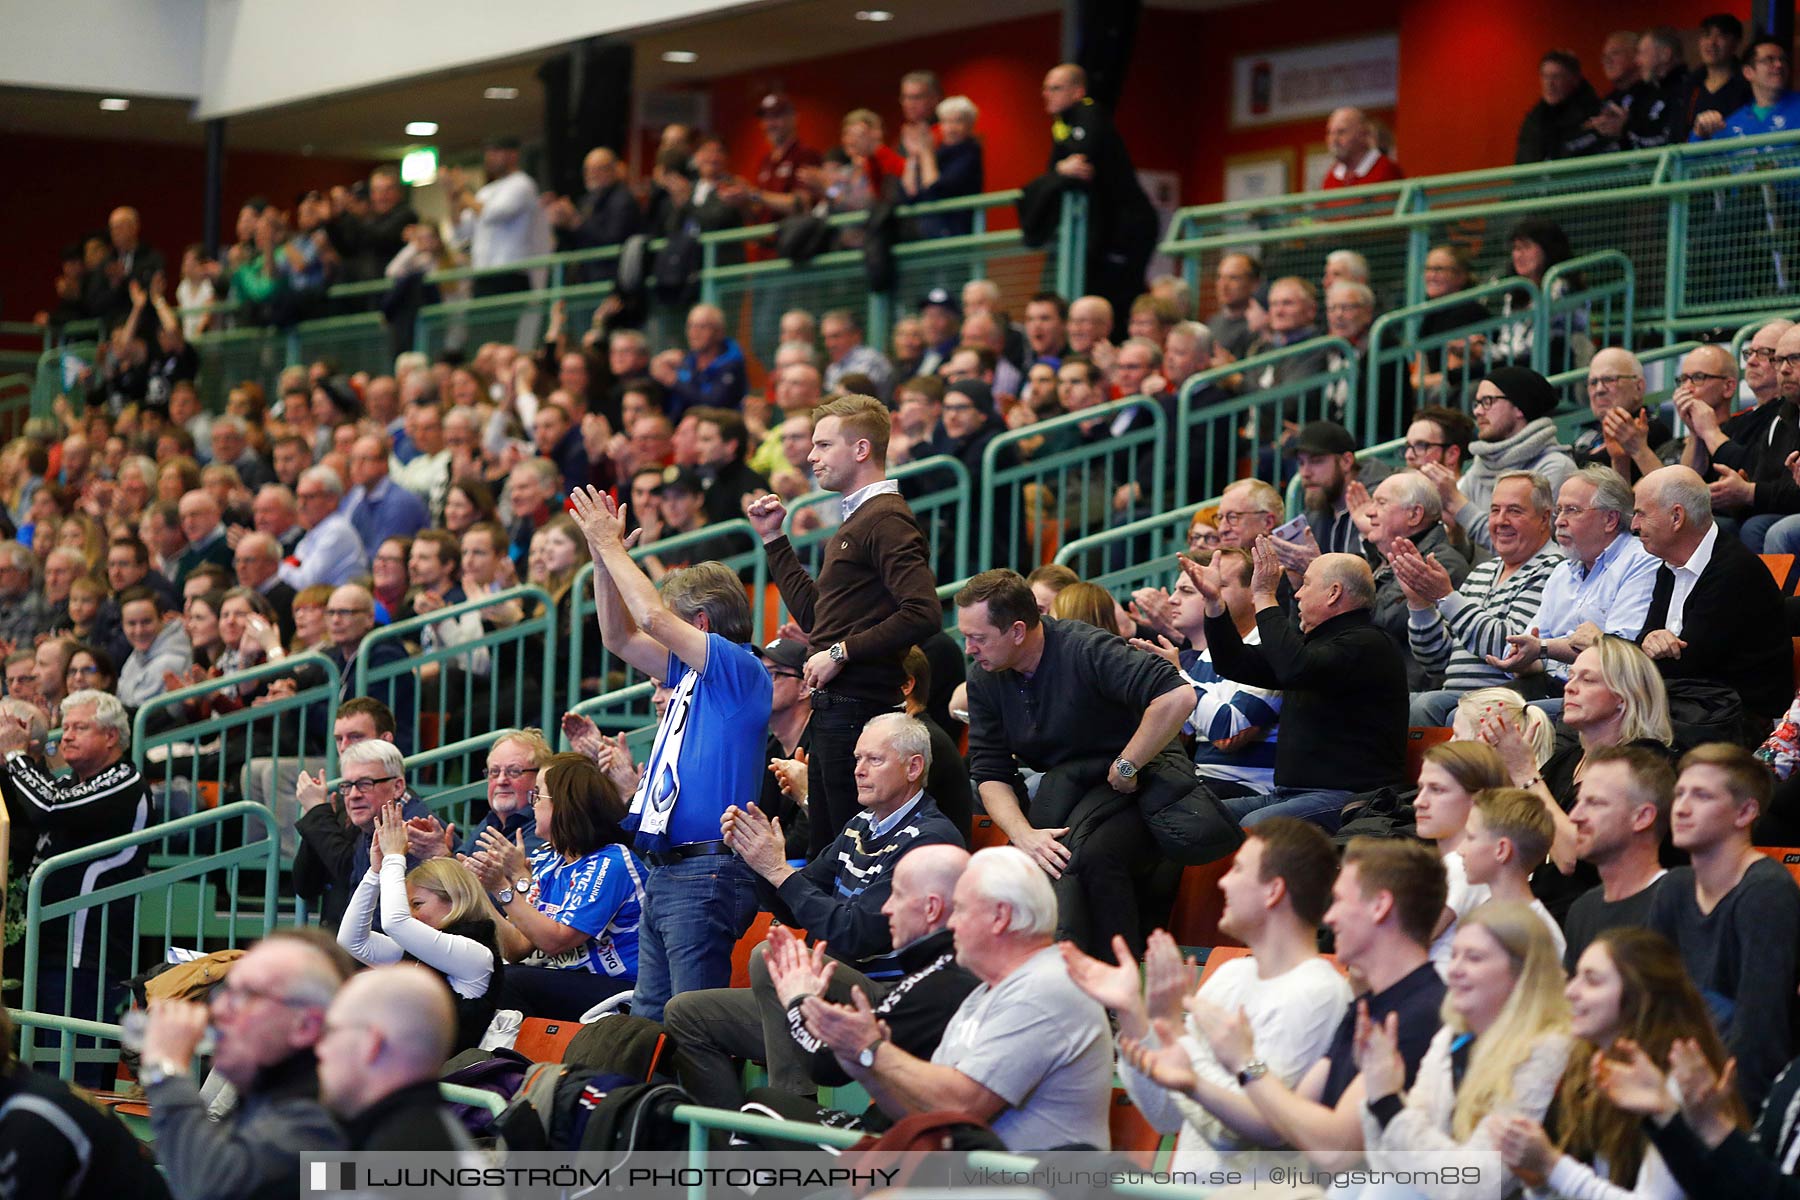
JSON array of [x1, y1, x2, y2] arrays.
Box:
[[805, 694, 901, 860]]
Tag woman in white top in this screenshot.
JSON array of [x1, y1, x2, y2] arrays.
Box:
[[1357, 901, 1572, 1199], [338, 800, 503, 1052], [1418, 741, 1510, 971], [1495, 927, 1743, 1200]]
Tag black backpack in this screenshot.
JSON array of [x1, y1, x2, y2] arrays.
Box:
[[577, 1082, 696, 1152]]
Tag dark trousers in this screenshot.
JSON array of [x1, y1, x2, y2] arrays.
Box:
[[473, 271, 531, 299], [806, 695, 901, 860], [501, 964, 633, 1020]]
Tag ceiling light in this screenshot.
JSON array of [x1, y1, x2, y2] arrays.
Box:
[[661, 50, 699, 64], [405, 121, 439, 136], [99, 97, 130, 112], [484, 86, 519, 101], [856, 9, 894, 20]]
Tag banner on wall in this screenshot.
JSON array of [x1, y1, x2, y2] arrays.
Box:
[[1231, 33, 1400, 129]]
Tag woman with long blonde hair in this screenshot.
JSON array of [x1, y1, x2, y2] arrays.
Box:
[[1357, 901, 1572, 1198], [337, 801, 504, 1052]]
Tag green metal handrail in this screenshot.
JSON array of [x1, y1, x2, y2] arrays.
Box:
[[979, 395, 1166, 570], [356, 584, 557, 766], [1055, 497, 1218, 571], [781, 454, 973, 584], [1171, 336, 1358, 504], [566, 519, 769, 705], [22, 801, 280, 1074]]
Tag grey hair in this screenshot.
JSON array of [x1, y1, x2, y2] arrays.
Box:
[[299, 465, 344, 498], [1494, 470, 1555, 513], [937, 95, 979, 125], [1571, 465, 1634, 528], [1382, 470, 1442, 524], [662, 561, 753, 644], [341, 737, 405, 778], [1168, 320, 1214, 358], [211, 414, 247, 439], [968, 846, 1058, 937], [1121, 336, 1163, 368], [444, 405, 482, 433], [62, 689, 128, 746], [117, 455, 159, 488], [863, 712, 932, 773], [0, 541, 37, 579], [1652, 470, 1712, 526], [1326, 280, 1375, 308], [516, 457, 560, 490], [1325, 249, 1370, 283]]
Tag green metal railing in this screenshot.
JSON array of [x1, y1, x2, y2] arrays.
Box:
[[565, 679, 659, 768], [1172, 337, 1357, 504], [979, 396, 1166, 570], [1162, 133, 1800, 341], [133, 652, 341, 860], [355, 584, 556, 789], [782, 454, 973, 584], [20, 802, 280, 1075], [566, 519, 770, 704]]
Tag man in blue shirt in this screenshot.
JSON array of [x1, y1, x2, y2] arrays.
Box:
[[1485, 466, 1661, 701], [569, 484, 770, 1021], [280, 465, 369, 590], [1691, 36, 1800, 140], [669, 303, 748, 418], [345, 433, 429, 552]]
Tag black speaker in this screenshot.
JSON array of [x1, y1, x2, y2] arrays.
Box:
[[540, 39, 634, 200], [1068, 0, 1141, 112]]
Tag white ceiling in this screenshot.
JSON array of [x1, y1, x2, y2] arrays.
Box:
[[3, 0, 1260, 159]]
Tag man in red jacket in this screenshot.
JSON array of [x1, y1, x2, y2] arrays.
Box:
[[1320, 107, 1405, 189]]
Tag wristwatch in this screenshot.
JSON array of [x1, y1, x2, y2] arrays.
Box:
[[1113, 757, 1138, 781], [140, 1058, 184, 1088], [828, 642, 848, 665], [1236, 1058, 1269, 1087], [856, 1033, 885, 1069], [493, 887, 514, 906], [514, 876, 533, 898]]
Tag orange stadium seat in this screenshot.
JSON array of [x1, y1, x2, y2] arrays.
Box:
[[1762, 554, 1797, 594], [1196, 944, 1252, 987], [1169, 851, 1242, 950], [1406, 727, 1454, 784], [969, 814, 1009, 850], [729, 912, 807, 987], [1758, 846, 1800, 890], [514, 1017, 582, 1063], [1108, 1088, 1166, 1168]]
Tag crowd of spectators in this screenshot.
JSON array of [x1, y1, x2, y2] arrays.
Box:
[[24, 19, 1800, 1199]]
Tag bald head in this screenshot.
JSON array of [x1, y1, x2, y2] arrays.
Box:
[[584, 147, 621, 191], [1318, 553, 1375, 607], [1326, 107, 1375, 165], [898, 843, 970, 901], [1633, 465, 1712, 563], [316, 964, 455, 1117]]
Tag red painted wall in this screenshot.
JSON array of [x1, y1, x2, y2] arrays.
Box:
[[0, 133, 375, 323]]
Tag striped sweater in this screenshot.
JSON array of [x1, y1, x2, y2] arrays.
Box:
[[1407, 541, 1563, 695], [1178, 643, 1281, 790]]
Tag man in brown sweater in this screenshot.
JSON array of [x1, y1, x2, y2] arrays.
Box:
[[749, 394, 942, 858]]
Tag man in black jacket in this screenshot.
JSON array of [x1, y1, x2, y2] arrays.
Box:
[[959, 569, 1240, 957], [548, 148, 644, 283], [742, 843, 978, 1129], [1632, 466, 1794, 724], [1517, 50, 1607, 162], [316, 965, 479, 1152], [1042, 62, 1157, 322], [1203, 542, 1409, 831], [662, 714, 962, 1109]]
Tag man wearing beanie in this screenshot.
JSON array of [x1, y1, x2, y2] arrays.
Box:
[[1421, 367, 1576, 551]]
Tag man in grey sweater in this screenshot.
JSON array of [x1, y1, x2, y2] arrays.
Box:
[[140, 932, 349, 1200]]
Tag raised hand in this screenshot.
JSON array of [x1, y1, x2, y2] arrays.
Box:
[[745, 493, 789, 542], [567, 485, 628, 555], [1127, 634, 1182, 669], [1591, 1038, 1677, 1119], [1351, 1000, 1405, 1100], [1118, 1019, 1200, 1094], [1058, 935, 1145, 1018]]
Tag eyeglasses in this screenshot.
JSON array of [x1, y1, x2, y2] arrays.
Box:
[[1188, 532, 1221, 548], [1674, 372, 1731, 386], [525, 787, 543, 805], [342, 775, 399, 794], [1404, 440, 1450, 455], [66, 664, 98, 676], [941, 402, 978, 413], [1585, 374, 1637, 389], [1744, 347, 1777, 362], [484, 764, 538, 782], [325, 608, 372, 619], [1472, 394, 1509, 410], [212, 979, 319, 1011], [1552, 504, 1595, 519], [1217, 511, 1268, 526], [1775, 354, 1800, 368]]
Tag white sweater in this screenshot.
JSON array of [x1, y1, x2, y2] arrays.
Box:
[[337, 854, 495, 1000]]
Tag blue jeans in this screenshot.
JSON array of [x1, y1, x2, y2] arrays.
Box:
[[1409, 688, 1466, 727], [630, 854, 760, 1022], [1223, 786, 1354, 832], [1763, 513, 1800, 556], [1740, 511, 1785, 553]]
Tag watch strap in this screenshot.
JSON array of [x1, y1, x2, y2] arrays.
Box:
[[494, 888, 514, 905]]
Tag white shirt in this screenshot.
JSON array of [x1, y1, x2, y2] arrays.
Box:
[[1664, 521, 1719, 637], [462, 169, 551, 271], [1328, 148, 1386, 183], [839, 478, 901, 521], [1430, 850, 1491, 974]]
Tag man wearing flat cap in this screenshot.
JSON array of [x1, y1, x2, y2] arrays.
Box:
[[1422, 366, 1577, 550]]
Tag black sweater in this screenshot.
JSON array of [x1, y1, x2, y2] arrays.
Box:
[[1638, 530, 1794, 720], [1203, 605, 1408, 793], [1648, 856, 1800, 1111]]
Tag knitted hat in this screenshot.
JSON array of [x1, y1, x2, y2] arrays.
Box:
[[1483, 366, 1558, 422], [946, 379, 996, 417]]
